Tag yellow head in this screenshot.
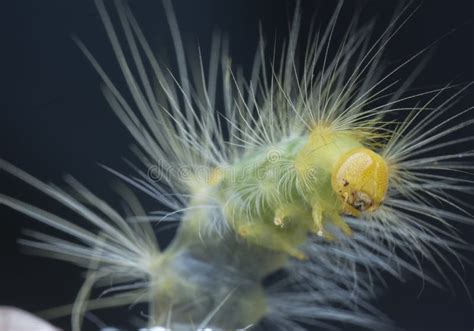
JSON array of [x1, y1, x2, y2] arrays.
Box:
[[332, 147, 389, 216]]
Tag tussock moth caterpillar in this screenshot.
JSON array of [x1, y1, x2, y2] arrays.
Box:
[[1, 0, 473, 330]]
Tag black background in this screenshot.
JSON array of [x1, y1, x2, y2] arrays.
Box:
[[1, 0, 473, 330]]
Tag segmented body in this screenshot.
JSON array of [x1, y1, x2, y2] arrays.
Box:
[[188, 128, 366, 259]]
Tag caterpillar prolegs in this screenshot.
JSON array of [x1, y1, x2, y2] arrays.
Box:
[[152, 131, 390, 327], [1, 0, 473, 330], [188, 131, 388, 259]]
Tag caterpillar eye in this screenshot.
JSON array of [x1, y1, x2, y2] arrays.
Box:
[[332, 147, 389, 216]]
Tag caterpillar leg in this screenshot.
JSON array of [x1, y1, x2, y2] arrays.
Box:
[[311, 203, 333, 240], [329, 211, 353, 237], [311, 203, 352, 239], [238, 222, 307, 260], [273, 205, 309, 228]]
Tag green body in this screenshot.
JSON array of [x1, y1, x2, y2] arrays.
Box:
[[152, 131, 363, 327], [214, 132, 363, 255]]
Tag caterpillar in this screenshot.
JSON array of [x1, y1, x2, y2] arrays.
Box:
[[1, 0, 473, 330]]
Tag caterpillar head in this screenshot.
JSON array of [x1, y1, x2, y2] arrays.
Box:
[[332, 147, 389, 216]]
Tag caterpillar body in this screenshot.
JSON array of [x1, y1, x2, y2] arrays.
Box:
[[154, 130, 390, 327], [190, 130, 387, 259], [1, 0, 473, 330]]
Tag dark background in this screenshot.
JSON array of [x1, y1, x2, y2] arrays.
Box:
[[1, 0, 473, 330]]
